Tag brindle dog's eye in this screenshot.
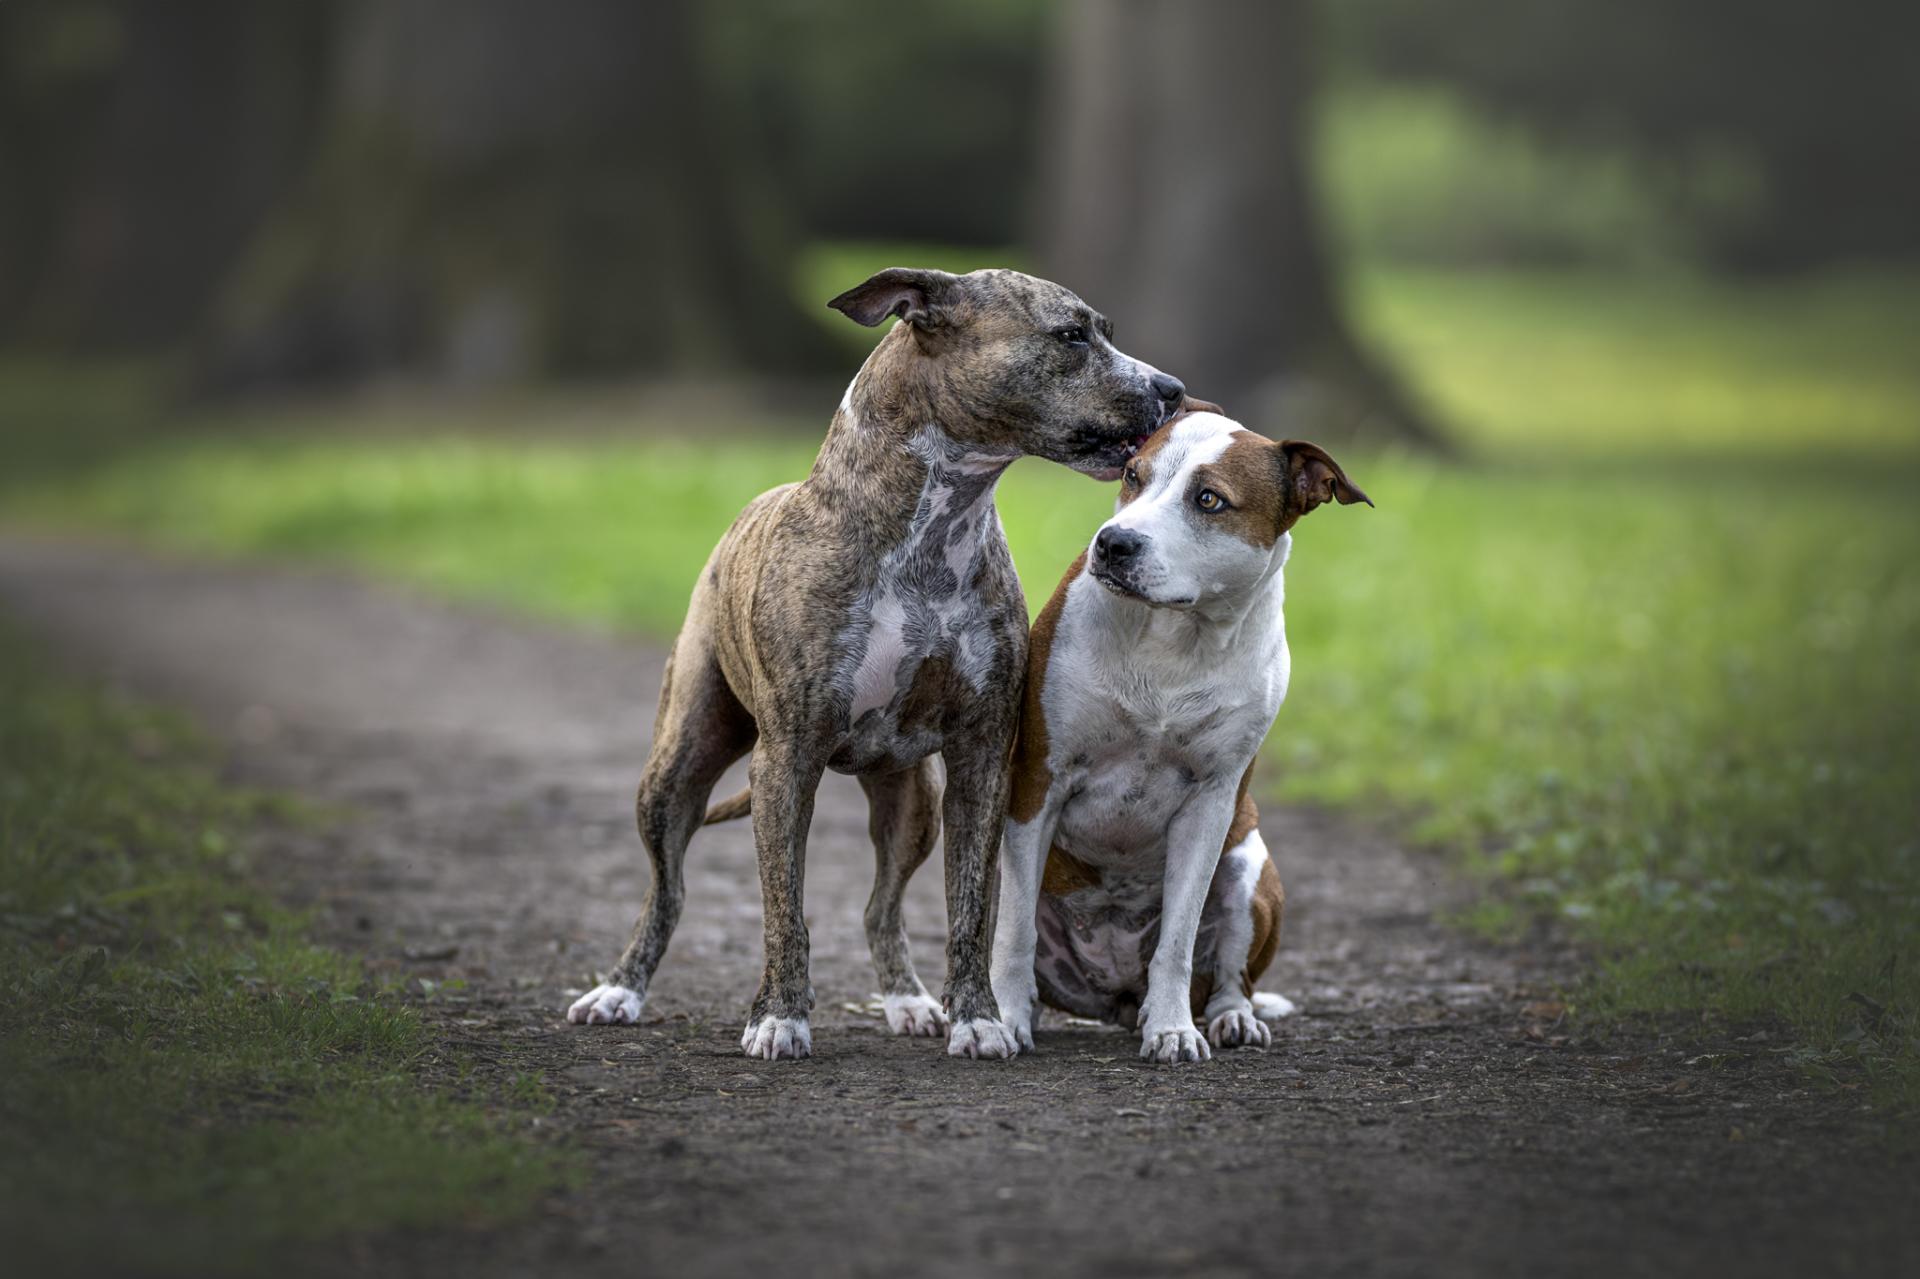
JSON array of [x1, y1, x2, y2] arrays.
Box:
[[1195, 488, 1228, 513], [1054, 325, 1089, 346]]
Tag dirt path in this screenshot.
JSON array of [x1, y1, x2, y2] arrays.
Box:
[[1, 537, 1911, 1278]]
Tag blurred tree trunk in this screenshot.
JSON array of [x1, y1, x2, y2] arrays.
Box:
[[1, 1, 325, 350], [1041, 0, 1442, 450], [205, 0, 834, 390]]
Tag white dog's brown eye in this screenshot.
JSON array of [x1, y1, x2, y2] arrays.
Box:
[[1195, 488, 1227, 512], [1123, 465, 1140, 488], [1054, 325, 1088, 346]]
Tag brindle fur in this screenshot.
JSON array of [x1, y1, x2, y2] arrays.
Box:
[[571, 267, 1185, 1059]]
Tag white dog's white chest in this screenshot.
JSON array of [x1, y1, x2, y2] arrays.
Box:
[[1054, 738, 1218, 864], [1047, 664, 1270, 859]]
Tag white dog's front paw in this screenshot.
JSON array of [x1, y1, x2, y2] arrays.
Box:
[[1207, 1006, 1272, 1050], [882, 993, 949, 1038], [946, 1017, 1019, 1060], [991, 977, 1038, 1054], [999, 1002, 1036, 1054], [741, 1015, 812, 1060], [1141, 1022, 1212, 1064], [566, 983, 643, 1025]]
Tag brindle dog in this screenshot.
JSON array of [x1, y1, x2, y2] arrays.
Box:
[[566, 267, 1187, 1060]]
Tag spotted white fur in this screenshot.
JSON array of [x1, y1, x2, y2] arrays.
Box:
[[842, 424, 1011, 723], [882, 991, 948, 1037], [993, 412, 1302, 1063], [742, 1014, 813, 1060], [947, 1016, 1020, 1060], [567, 982, 644, 1025]]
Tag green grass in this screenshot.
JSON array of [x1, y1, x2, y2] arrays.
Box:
[[3, 263, 1918, 1112], [1353, 266, 1920, 460], [0, 631, 568, 1274]]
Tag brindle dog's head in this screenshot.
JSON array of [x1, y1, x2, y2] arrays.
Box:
[[829, 267, 1188, 480]]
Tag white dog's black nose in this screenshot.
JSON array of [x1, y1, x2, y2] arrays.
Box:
[[1095, 526, 1147, 564], [1151, 372, 1185, 408]]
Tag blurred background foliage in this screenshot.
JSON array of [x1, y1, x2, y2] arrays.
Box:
[[6, 0, 1917, 404], [2, 1, 1917, 1105]]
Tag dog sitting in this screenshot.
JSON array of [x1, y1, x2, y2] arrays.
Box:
[[989, 407, 1369, 1062]]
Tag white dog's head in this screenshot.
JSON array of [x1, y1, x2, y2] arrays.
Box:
[[1086, 409, 1370, 609]]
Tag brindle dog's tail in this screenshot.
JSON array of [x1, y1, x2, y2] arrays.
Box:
[[703, 785, 752, 825]]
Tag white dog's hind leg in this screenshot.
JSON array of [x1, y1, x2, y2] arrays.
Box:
[[1252, 991, 1298, 1021], [1200, 830, 1278, 1049]]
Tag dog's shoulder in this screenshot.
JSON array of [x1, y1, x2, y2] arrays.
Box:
[[1008, 551, 1086, 824]]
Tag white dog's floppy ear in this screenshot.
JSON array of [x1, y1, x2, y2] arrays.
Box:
[[827, 267, 961, 330], [1279, 440, 1372, 517]]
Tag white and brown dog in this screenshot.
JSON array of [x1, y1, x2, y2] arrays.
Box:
[[989, 408, 1369, 1063]]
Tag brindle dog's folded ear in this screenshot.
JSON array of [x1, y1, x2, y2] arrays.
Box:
[[1279, 440, 1372, 516], [827, 267, 961, 330]]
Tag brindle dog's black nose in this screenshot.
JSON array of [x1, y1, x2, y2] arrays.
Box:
[[1151, 372, 1185, 407], [1095, 526, 1146, 564]]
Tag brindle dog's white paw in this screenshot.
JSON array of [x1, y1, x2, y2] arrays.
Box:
[[741, 1015, 813, 1061], [1141, 1023, 1212, 1064], [882, 993, 949, 1038], [946, 1017, 1019, 1060], [1207, 1006, 1272, 1050], [567, 983, 643, 1025]]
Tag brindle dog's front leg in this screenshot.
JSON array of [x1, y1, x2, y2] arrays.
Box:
[[938, 735, 1019, 1059], [741, 736, 827, 1061]]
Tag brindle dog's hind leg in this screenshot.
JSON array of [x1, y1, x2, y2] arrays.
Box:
[[567, 610, 755, 1026], [859, 759, 947, 1037]]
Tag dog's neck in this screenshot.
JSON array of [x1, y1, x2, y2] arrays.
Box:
[[809, 342, 1017, 539]]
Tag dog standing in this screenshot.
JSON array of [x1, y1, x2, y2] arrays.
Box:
[[566, 267, 1187, 1060], [989, 409, 1369, 1062]]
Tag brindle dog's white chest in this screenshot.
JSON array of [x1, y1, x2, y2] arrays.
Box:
[[833, 430, 1012, 772]]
